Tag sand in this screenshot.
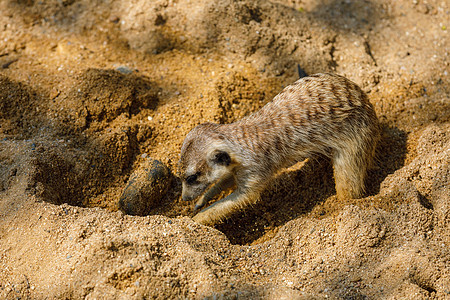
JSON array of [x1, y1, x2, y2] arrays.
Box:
[[0, 0, 449, 299]]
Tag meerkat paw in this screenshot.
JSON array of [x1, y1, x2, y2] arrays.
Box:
[[192, 192, 253, 226], [192, 211, 216, 226]]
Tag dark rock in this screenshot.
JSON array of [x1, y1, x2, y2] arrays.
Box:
[[119, 158, 172, 216]]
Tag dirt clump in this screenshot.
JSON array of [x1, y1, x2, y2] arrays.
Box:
[[55, 68, 160, 132], [119, 158, 173, 216]]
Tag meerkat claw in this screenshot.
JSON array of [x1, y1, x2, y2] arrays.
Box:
[[194, 203, 204, 212]]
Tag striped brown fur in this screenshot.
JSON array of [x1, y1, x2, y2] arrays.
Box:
[[179, 73, 380, 226]]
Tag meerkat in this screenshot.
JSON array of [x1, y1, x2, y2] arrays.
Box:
[[179, 73, 380, 226]]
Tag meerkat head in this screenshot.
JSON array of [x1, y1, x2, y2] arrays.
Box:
[[179, 123, 235, 202]]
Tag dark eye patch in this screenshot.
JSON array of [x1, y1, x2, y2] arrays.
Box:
[[185, 173, 200, 185]]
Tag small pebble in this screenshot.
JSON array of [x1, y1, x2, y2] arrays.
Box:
[[109, 15, 120, 23], [116, 66, 133, 74]]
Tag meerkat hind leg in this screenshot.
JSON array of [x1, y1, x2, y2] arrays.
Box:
[[194, 175, 235, 211], [332, 140, 375, 199], [193, 190, 259, 226]]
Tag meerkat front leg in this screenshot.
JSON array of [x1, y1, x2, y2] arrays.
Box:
[[194, 175, 235, 211], [193, 189, 260, 226]]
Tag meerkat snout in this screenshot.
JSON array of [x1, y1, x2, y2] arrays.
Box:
[[180, 149, 232, 202], [179, 73, 380, 226]]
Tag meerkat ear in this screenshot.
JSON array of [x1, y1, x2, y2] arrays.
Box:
[[212, 150, 231, 166]]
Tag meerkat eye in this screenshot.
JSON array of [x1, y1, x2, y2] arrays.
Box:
[[213, 150, 231, 166], [185, 173, 200, 185]]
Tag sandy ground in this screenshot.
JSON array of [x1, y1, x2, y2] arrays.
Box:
[[0, 0, 449, 299]]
